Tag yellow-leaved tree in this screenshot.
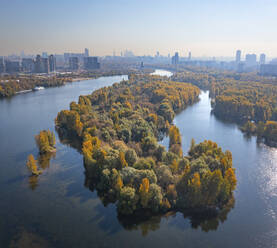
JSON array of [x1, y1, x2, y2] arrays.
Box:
[[26, 154, 41, 176]]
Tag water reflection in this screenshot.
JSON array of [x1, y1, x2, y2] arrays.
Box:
[[38, 152, 56, 170], [10, 228, 50, 248], [258, 147, 277, 208], [27, 152, 56, 190], [83, 164, 235, 235], [56, 128, 82, 153], [28, 175, 39, 191]]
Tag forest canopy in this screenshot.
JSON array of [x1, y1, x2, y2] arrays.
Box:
[[55, 75, 236, 215], [172, 69, 277, 146]]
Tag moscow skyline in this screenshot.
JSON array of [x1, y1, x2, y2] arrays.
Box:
[[1, 0, 277, 57]]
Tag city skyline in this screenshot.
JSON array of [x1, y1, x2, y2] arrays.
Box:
[[1, 0, 277, 57]]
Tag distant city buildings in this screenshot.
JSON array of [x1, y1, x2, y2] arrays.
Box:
[[237, 63, 244, 73], [1, 48, 277, 77], [5, 61, 20, 73], [188, 52, 192, 60], [22, 58, 34, 72], [84, 56, 100, 70], [270, 58, 277, 64], [236, 50, 241, 63], [0, 57, 5, 73], [123, 50, 135, 57], [84, 48, 89, 57], [64, 52, 85, 65], [35, 55, 49, 73], [49, 54, 56, 72], [245, 54, 257, 67], [69, 57, 79, 70], [33, 54, 55, 73], [171, 52, 179, 65], [259, 53, 266, 64], [42, 52, 48, 58], [260, 64, 277, 76]]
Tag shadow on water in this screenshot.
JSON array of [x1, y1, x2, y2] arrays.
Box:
[[116, 198, 234, 236], [83, 164, 235, 236], [56, 128, 83, 153]]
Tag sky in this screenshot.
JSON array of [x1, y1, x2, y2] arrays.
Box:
[[1, 0, 277, 58]]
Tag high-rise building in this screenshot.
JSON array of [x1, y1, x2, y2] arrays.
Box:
[[49, 55, 56, 72], [237, 62, 244, 73], [171, 52, 179, 65], [35, 55, 49, 73], [188, 52, 192, 60], [64, 53, 71, 64], [84, 56, 100, 70], [85, 48, 89, 57], [35, 55, 42, 73], [69, 57, 79, 70], [259, 53, 266, 64], [5, 61, 20, 73], [22, 58, 34, 72], [123, 50, 134, 57], [42, 52, 48, 58], [236, 50, 241, 63], [245, 54, 257, 67], [41, 58, 49, 73], [0, 57, 5, 73]]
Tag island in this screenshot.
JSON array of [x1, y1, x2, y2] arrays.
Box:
[[55, 75, 237, 216]]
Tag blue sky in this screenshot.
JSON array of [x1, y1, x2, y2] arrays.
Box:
[[1, 0, 277, 57]]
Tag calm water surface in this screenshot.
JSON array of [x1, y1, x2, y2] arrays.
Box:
[[0, 71, 277, 247]]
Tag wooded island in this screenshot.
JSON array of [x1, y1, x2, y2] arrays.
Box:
[[55, 75, 237, 215]]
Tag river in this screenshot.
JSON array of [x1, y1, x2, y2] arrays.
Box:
[[0, 71, 276, 248]]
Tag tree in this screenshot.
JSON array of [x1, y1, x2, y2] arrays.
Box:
[[119, 151, 128, 168], [26, 154, 41, 176], [170, 159, 179, 174], [139, 178, 150, 208], [35, 130, 56, 154], [187, 172, 202, 207], [125, 149, 138, 166], [117, 186, 138, 215], [169, 126, 181, 147], [224, 168, 237, 192]]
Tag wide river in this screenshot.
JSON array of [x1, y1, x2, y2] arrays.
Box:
[[0, 71, 277, 248]]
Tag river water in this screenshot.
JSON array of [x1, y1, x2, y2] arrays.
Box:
[[0, 71, 276, 247]]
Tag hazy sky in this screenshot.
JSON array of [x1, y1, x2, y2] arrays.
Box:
[[1, 0, 277, 57]]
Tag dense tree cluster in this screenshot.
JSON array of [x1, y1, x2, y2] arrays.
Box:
[[56, 75, 236, 215], [172, 70, 277, 147], [0, 68, 152, 98], [0, 76, 73, 97], [35, 130, 56, 154]]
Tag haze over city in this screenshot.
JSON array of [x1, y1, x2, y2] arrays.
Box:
[[1, 0, 277, 57], [1, 1, 277, 248]]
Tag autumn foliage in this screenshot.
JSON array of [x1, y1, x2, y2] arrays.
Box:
[[35, 130, 56, 154], [26, 154, 41, 176], [55, 74, 236, 215]]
